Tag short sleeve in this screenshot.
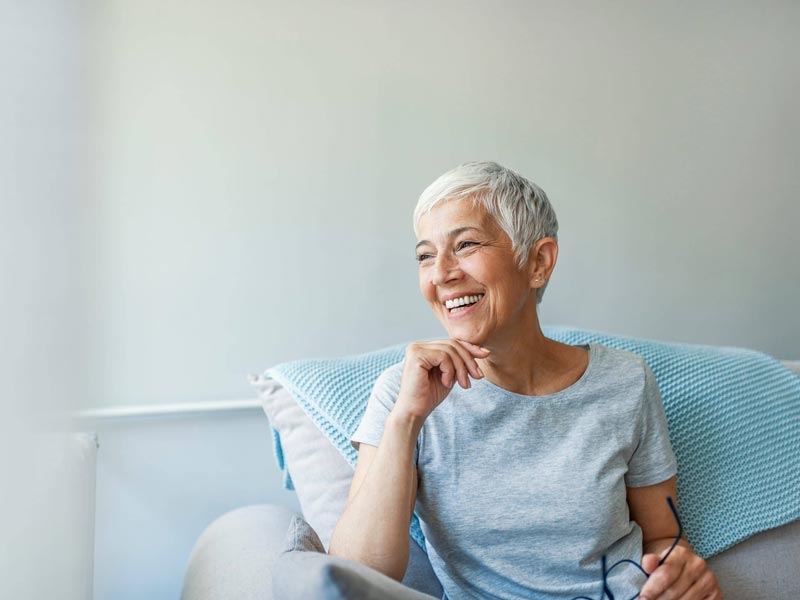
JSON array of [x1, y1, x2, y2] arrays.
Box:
[[350, 362, 420, 466], [625, 361, 678, 487]]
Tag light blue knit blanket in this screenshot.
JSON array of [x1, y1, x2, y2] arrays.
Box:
[[261, 326, 800, 559]]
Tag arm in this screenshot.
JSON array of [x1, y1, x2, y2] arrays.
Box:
[[329, 339, 487, 582], [328, 408, 420, 582], [627, 476, 688, 555], [627, 477, 722, 599]]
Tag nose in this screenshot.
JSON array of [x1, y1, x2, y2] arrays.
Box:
[[430, 252, 463, 287]]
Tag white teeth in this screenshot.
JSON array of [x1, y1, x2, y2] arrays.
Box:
[[444, 293, 484, 309]]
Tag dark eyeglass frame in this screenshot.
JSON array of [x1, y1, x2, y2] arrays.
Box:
[[571, 495, 684, 600]]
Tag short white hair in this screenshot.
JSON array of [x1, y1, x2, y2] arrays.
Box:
[[413, 161, 559, 305]]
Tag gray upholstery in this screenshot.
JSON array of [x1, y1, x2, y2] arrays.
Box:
[[272, 550, 439, 600], [706, 518, 800, 599], [182, 505, 443, 600], [181, 505, 297, 600]]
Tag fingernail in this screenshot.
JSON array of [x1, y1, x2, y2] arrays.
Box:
[[480, 347, 490, 353], [477, 367, 484, 377]]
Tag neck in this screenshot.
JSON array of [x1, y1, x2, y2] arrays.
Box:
[[476, 308, 559, 395]]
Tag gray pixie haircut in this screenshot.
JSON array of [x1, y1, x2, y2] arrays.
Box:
[[413, 161, 559, 305]]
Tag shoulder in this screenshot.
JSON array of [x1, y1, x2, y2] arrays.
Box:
[[594, 343, 649, 374], [372, 360, 405, 393], [593, 342, 644, 367], [591, 343, 653, 394], [362, 361, 405, 411]]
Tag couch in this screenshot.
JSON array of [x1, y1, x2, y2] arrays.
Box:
[[181, 356, 800, 600]]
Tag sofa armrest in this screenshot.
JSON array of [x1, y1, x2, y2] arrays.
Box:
[[707, 518, 800, 599], [181, 504, 298, 600]]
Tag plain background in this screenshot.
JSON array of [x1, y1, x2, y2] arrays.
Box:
[[2, 1, 799, 599], [5, 0, 799, 416], [84, 0, 799, 411]]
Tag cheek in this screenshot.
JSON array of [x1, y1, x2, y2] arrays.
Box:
[[419, 274, 434, 301], [461, 256, 489, 280]]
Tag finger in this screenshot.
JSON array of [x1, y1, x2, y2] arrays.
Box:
[[641, 554, 661, 575], [415, 346, 454, 388], [678, 569, 719, 600], [452, 338, 491, 357], [427, 343, 472, 389], [434, 352, 456, 389], [446, 339, 485, 379], [639, 557, 688, 600], [666, 550, 707, 600]]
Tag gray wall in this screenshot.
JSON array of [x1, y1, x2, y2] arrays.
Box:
[[1, 0, 90, 416], [87, 0, 800, 411]]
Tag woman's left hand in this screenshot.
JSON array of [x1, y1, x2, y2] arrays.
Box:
[[639, 543, 722, 600]]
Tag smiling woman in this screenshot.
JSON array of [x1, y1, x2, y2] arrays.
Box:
[[328, 161, 722, 600]]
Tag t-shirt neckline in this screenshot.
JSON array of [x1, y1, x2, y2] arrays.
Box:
[[474, 342, 596, 400]]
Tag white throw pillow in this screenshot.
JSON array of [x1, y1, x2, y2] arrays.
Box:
[[253, 377, 354, 552]]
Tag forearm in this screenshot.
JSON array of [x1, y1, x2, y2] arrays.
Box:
[[643, 534, 692, 557], [328, 409, 420, 581]]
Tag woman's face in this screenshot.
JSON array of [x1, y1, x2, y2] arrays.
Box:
[[415, 199, 540, 347]]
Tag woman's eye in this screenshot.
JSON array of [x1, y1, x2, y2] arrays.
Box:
[[416, 253, 433, 263], [457, 241, 479, 250]]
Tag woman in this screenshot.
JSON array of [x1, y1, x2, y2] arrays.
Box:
[[329, 161, 721, 600]]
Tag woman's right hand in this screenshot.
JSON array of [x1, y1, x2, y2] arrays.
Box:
[[393, 339, 491, 426]]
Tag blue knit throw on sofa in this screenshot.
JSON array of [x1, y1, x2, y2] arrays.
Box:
[[259, 326, 800, 559]]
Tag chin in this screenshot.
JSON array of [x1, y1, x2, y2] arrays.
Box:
[[446, 328, 482, 345], [437, 313, 483, 345]]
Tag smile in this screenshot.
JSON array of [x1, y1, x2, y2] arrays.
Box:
[[445, 294, 484, 319]]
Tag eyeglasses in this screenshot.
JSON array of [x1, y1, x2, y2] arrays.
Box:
[[570, 495, 684, 600]]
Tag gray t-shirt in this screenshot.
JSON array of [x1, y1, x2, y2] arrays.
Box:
[[350, 342, 678, 600]]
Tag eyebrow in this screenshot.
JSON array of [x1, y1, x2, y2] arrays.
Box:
[[415, 227, 482, 251]]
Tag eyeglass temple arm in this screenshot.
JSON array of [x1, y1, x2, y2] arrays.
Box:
[[658, 495, 684, 567]]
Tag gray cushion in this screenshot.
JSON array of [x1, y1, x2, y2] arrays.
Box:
[[272, 550, 440, 600], [283, 515, 325, 554]]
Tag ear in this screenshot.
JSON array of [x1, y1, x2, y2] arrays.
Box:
[[527, 237, 558, 288]]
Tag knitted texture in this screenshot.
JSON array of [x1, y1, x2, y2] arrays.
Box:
[[255, 326, 800, 559]]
